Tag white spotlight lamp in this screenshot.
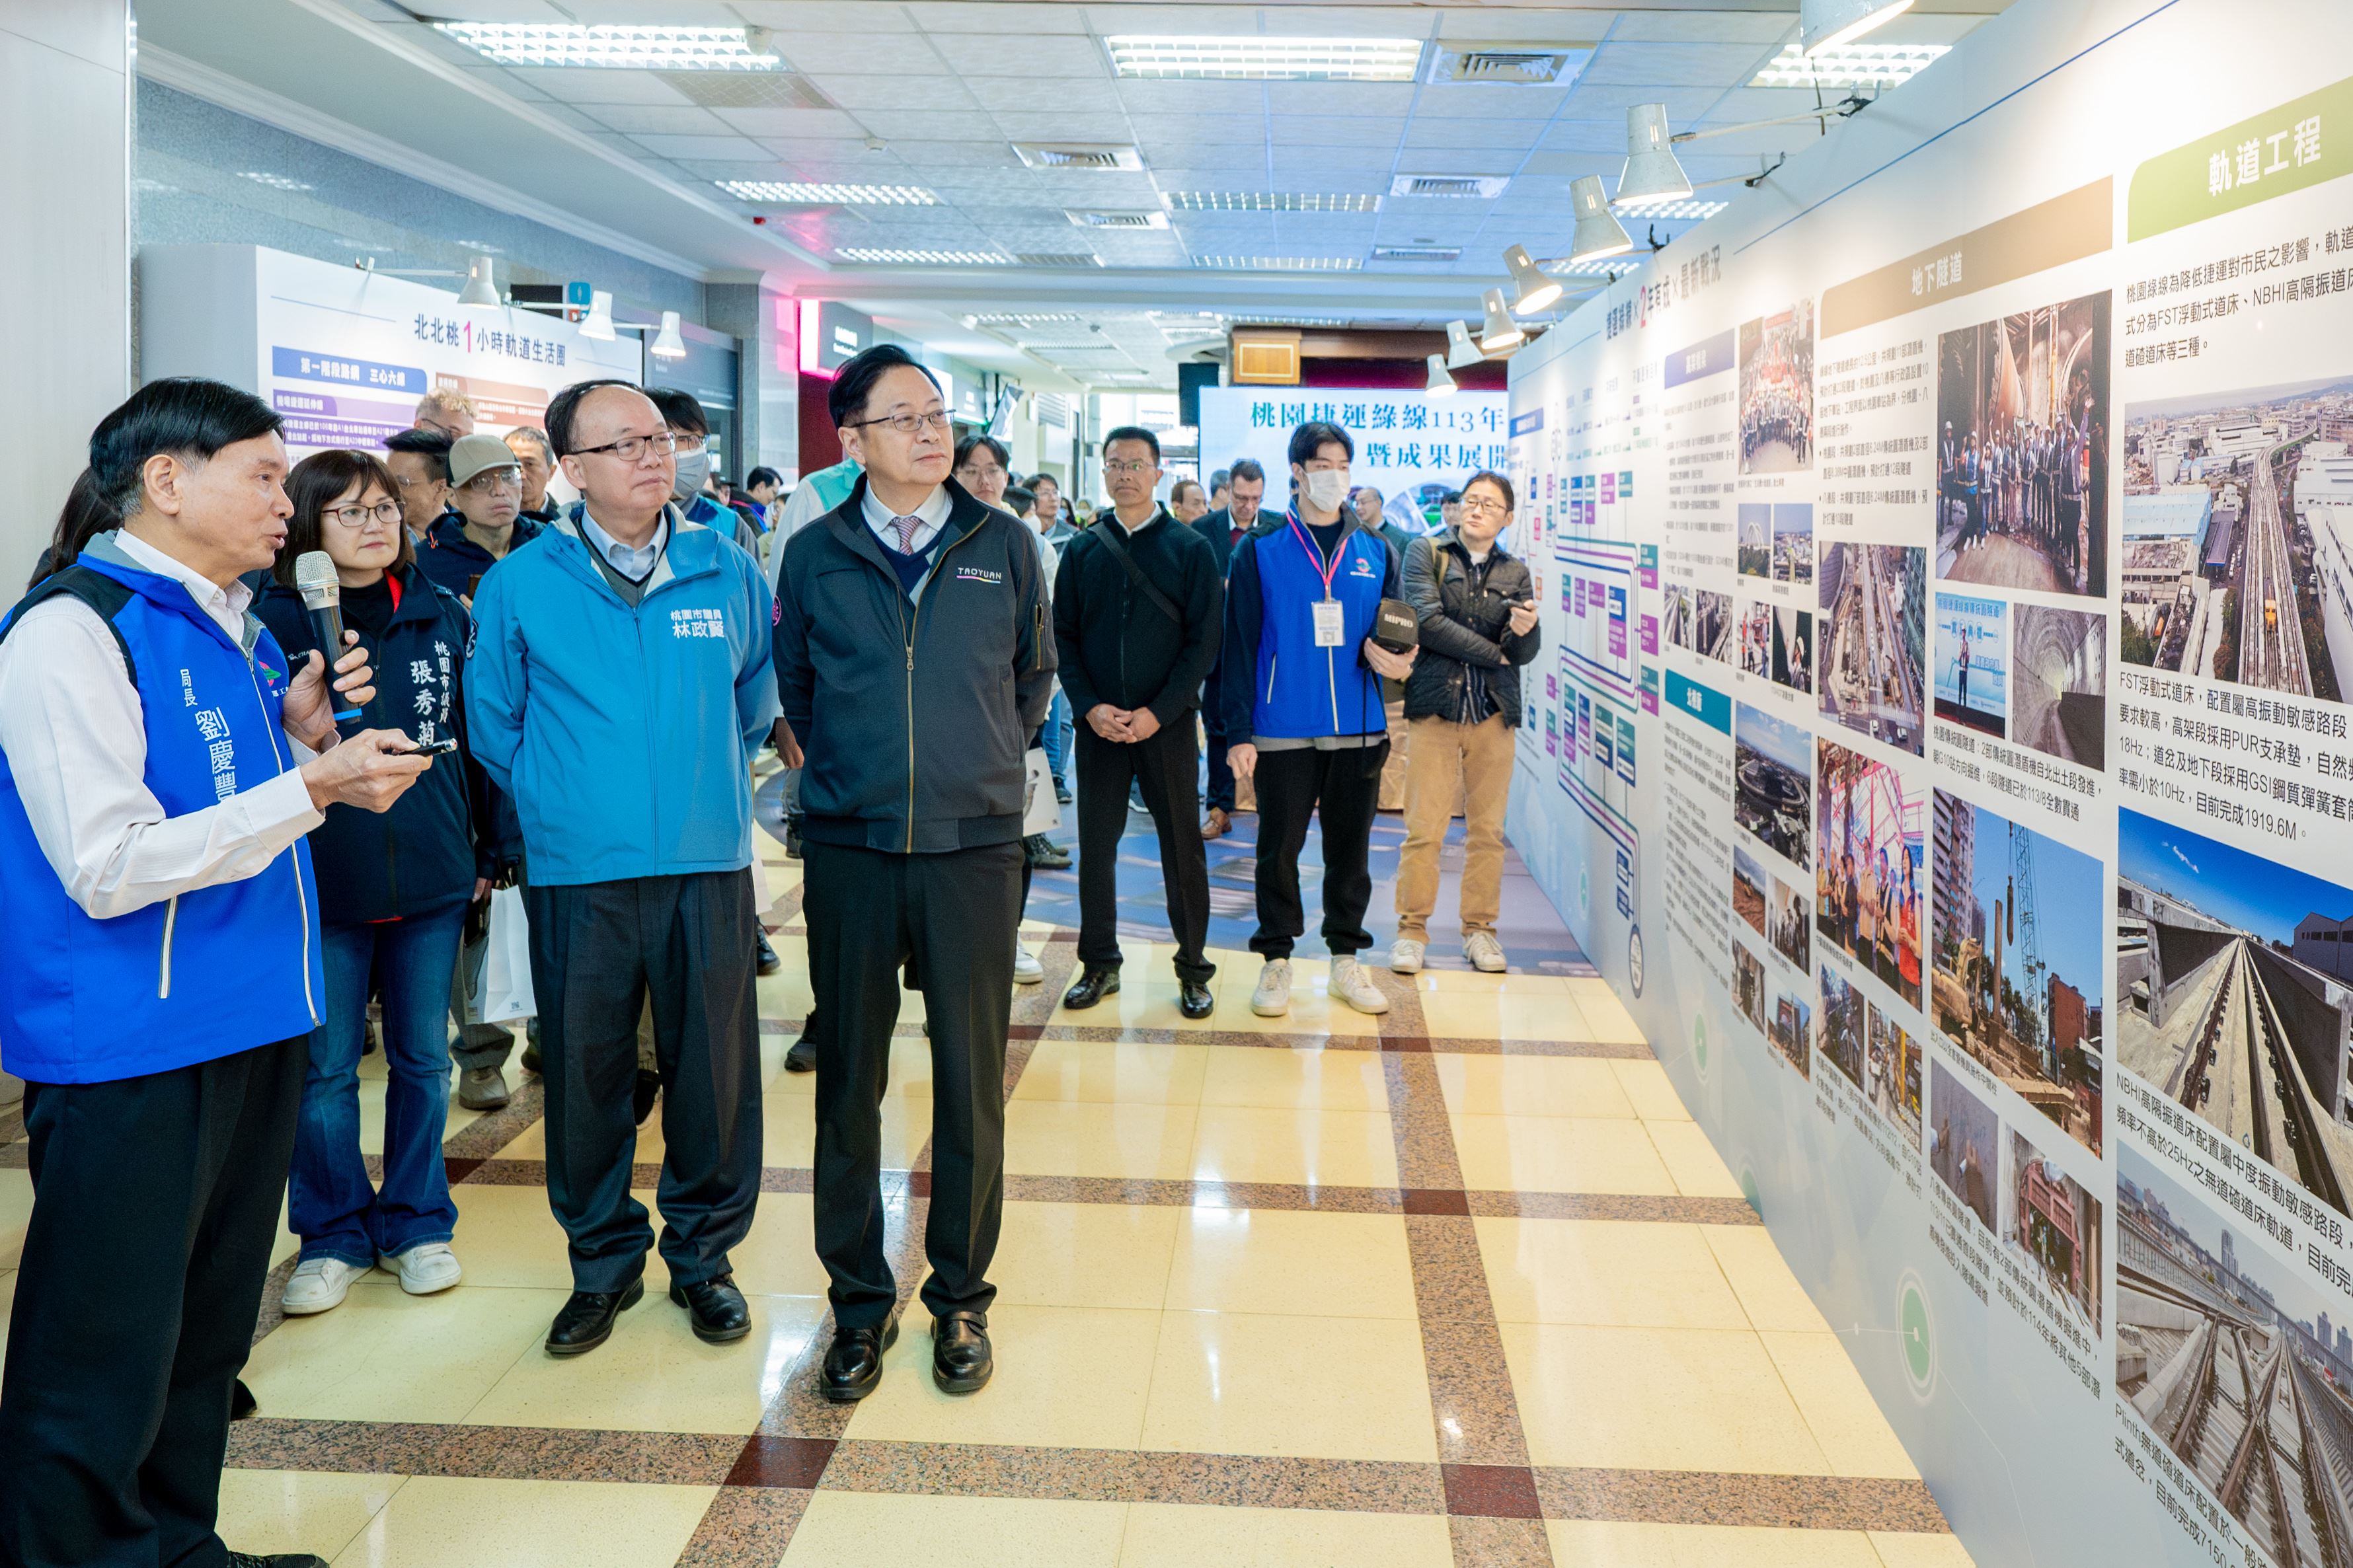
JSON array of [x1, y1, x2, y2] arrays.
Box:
[[650, 309, 688, 361], [1478, 288, 1524, 354], [1801, 0, 1913, 55], [1619, 105, 1694, 205], [1568, 176, 1633, 263], [1504, 244, 1562, 313], [579, 289, 616, 341], [1426, 354, 1459, 397], [457, 255, 500, 307], [1444, 319, 1483, 369]]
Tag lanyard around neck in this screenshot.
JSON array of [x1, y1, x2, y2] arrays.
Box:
[[1285, 509, 1344, 601]]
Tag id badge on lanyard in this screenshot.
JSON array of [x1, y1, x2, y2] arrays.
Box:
[[1289, 511, 1349, 648], [1311, 597, 1345, 647]]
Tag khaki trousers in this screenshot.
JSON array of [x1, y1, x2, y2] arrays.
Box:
[[1395, 714, 1515, 941]]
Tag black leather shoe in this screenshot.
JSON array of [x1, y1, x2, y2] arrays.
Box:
[[670, 1272, 752, 1344], [547, 1277, 644, 1356], [1024, 833, 1072, 870], [1179, 979, 1214, 1019], [755, 931, 783, 976], [228, 1553, 328, 1568], [933, 1311, 993, 1394], [822, 1318, 900, 1403], [633, 1067, 662, 1125], [1062, 966, 1120, 1010], [784, 818, 803, 860], [785, 1033, 817, 1073]]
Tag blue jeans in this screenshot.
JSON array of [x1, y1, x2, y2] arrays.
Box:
[[291, 908, 465, 1265], [1044, 688, 1073, 784]]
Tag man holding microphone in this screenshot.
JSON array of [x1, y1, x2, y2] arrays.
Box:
[[0, 378, 428, 1568]]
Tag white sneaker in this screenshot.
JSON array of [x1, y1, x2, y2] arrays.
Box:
[[1251, 958, 1293, 1016], [378, 1242, 463, 1296], [1463, 932, 1510, 973], [1389, 938, 1425, 974], [282, 1255, 363, 1315], [1013, 944, 1044, 985], [1329, 955, 1391, 1015]]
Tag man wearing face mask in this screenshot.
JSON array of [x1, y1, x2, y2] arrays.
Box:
[[1220, 424, 1416, 1019]]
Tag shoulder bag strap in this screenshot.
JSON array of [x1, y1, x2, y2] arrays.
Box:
[[1091, 522, 1183, 628]]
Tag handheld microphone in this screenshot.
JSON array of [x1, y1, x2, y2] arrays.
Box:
[[293, 551, 365, 731]]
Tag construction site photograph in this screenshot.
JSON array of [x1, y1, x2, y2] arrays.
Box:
[[1770, 874, 1810, 972], [2009, 604, 2106, 770], [2118, 1144, 2353, 1567], [1822, 965, 1865, 1088], [1934, 592, 2007, 736], [1772, 985, 1813, 1077], [1734, 702, 1813, 869], [1816, 739, 1925, 1006], [1930, 790, 2106, 1154], [1734, 846, 1769, 938], [1735, 943, 1768, 1035], [2003, 1121, 2103, 1333], [1820, 543, 1926, 755], [2118, 807, 2353, 1218], [1929, 1057, 2000, 1234], [1772, 605, 1814, 695], [1868, 1002, 1924, 1148]]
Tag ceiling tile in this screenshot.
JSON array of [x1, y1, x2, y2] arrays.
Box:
[[1412, 83, 1581, 120], [767, 33, 925, 73], [804, 73, 971, 110], [1266, 115, 1405, 147], [1270, 145, 1407, 174], [709, 106, 870, 140], [732, 3, 918, 31], [1079, 5, 1261, 34], [578, 104, 730, 136], [1606, 10, 1799, 44], [1561, 83, 1727, 122], [1115, 80, 1266, 116], [989, 112, 1140, 143], [884, 139, 1031, 169], [941, 34, 1108, 79], [855, 110, 1003, 141], [1577, 41, 1780, 88], [627, 133, 776, 161], [500, 67, 696, 106], [906, 2, 1089, 33], [966, 77, 1124, 114], [1400, 118, 1551, 151], [1434, 7, 1615, 41], [1258, 81, 1420, 118]]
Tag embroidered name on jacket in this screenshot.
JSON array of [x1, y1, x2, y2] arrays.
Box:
[[669, 607, 726, 639], [954, 566, 1004, 585]]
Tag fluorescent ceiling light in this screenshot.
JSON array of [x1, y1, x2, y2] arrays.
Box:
[[1479, 289, 1524, 352], [836, 248, 1003, 265], [650, 309, 688, 359], [1618, 105, 1693, 205], [1193, 255, 1364, 271], [716, 180, 935, 205], [1163, 192, 1381, 212], [1800, 0, 1914, 55], [237, 170, 313, 192], [1426, 354, 1459, 398], [579, 290, 616, 342], [433, 22, 782, 71], [1611, 198, 1730, 220], [1505, 244, 1562, 313], [1752, 40, 1949, 87], [1231, 315, 1346, 326], [1107, 35, 1423, 81], [1569, 175, 1633, 263]]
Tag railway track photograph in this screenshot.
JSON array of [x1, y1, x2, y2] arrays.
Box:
[[2118, 807, 2353, 1217], [1820, 543, 1927, 755]]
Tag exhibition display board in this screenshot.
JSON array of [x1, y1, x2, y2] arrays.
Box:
[[1504, 1, 2353, 1560]]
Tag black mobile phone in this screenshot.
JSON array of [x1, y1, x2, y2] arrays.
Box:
[[398, 737, 459, 756]]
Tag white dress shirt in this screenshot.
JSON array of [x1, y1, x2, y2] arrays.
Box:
[[861, 483, 951, 555], [578, 506, 670, 581], [0, 531, 323, 919]]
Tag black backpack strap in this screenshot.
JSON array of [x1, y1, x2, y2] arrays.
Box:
[[1089, 521, 1183, 628], [2, 564, 138, 687]]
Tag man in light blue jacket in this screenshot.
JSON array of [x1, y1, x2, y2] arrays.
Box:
[[466, 378, 779, 1358]]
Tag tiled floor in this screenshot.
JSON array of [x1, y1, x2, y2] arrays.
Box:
[[0, 800, 1972, 1567]]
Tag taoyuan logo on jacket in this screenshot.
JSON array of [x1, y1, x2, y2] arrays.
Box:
[[668, 607, 727, 640], [954, 566, 1004, 585]]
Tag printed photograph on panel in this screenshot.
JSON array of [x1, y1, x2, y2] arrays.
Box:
[[2009, 604, 2107, 770], [1929, 1057, 1999, 1233], [1738, 503, 1772, 578], [1769, 875, 1810, 972], [1772, 987, 1813, 1077], [1820, 543, 1927, 755], [1867, 1003, 1924, 1148], [1737, 600, 1773, 677], [2118, 807, 2353, 1216], [2004, 1123, 2103, 1334], [1772, 606, 1814, 695], [1664, 582, 1695, 650], [1821, 966, 1865, 1088], [2120, 378, 2353, 702], [1935, 592, 2008, 736], [1935, 289, 2111, 597], [1738, 301, 1815, 474], [1773, 503, 1814, 585], [1734, 703, 1813, 868], [1816, 739, 1925, 1006], [1734, 846, 1769, 938], [1931, 790, 2105, 1154], [1695, 589, 1733, 663], [2117, 1144, 2353, 1567], [1735, 944, 1768, 1033]]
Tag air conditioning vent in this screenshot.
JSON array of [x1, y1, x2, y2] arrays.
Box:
[[1371, 245, 1461, 262], [657, 70, 833, 110], [1389, 175, 1508, 199], [1035, 392, 1075, 428], [1423, 44, 1591, 86], [1065, 209, 1169, 229], [1011, 142, 1145, 170], [1015, 252, 1104, 268]]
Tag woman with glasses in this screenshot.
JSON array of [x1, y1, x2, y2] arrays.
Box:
[[256, 449, 510, 1316], [417, 433, 543, 605]]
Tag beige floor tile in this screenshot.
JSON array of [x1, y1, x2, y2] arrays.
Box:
[[1057, 983, 1226, 1033], [1420, 990, 1594, 1041], [1476, 1217, 1748, 1329], [217, 1469, 405, 1563], [1545, 1520, 1884, 1567], [1449, 1115, 1678, 1195], [1214, 958, 1385, 1037], [1410, 968, 1573, 994], [1188, 1105, 1399, 1188], [330, 1476, 714, 1568], [1868, 1532, 1978, 1566], [1013, 1040, 1212, 1105], [1646, 1121, 1747, 1199], [1120, 1502, 1453, 1567], [726, 1192, 837, 1298], [1434, 1055, 1638, 1118], [1165, 1208, 1418, 1319], [762, 1089, 933, 1174], [989, 1200, 1182, 1311], [1566, 980, 1648, 1043], [1502, 1322, 1830, 1474], [242, 1278, 555, 1423], [1004, 1100, 1199, 1180], [783, 1492, 1127, 1568], [1761, 1331, 1920, 1479], [466, 1290, 827, 1433], [0, 1168, 32, 1269], [1611, 1058, 1693, 1121], [845, 1302, 1162, 1448], [767, 1034, 936, 1100], [443, 1183, 600, 1290], [1198, 1045, 1391, 1111], [1703, 1226, 1831, 1333], [1141, 1308, 1437, 1462]]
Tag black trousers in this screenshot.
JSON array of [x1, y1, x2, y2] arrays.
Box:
[[1203, 699, 1236, 814], [1250, 741, 1389, 959], [526, 870, 762, 1292], [1074, 721, 1214, 984], [804, 838, 1019, 1329], [0, 1035, 305, 1568]]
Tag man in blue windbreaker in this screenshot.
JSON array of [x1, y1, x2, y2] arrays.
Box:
[[465, 378, 779, 1358], [0, 378, 427, 1568]]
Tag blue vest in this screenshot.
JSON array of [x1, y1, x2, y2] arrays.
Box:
[[1248, 515, 1390, 740], [0, 549, 324, 1084]]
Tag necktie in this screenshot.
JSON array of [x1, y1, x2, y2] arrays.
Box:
[[892, 515, 923, 554]]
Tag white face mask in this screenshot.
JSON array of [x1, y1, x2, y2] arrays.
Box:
[[1302, 468, 1350, 512], [672, 448, 711, 502]]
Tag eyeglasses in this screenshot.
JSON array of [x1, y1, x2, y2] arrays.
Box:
[[1103, 459, 1156, 476], [845, 410, 951, 436], [325, 499, 403, 530], [1459, 496, 1510, 517], [462, 471, 522, 496], [573, 430, 679, 462], [958, 464, 1007, 482]]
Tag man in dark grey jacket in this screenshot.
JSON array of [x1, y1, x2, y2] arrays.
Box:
[[773, 346, 1054, 1405]]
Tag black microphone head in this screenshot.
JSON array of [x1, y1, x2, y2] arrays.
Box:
[[294, 550, 341, 610]]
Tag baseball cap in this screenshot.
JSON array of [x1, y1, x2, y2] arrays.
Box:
[[448, 432, 522, 488]]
